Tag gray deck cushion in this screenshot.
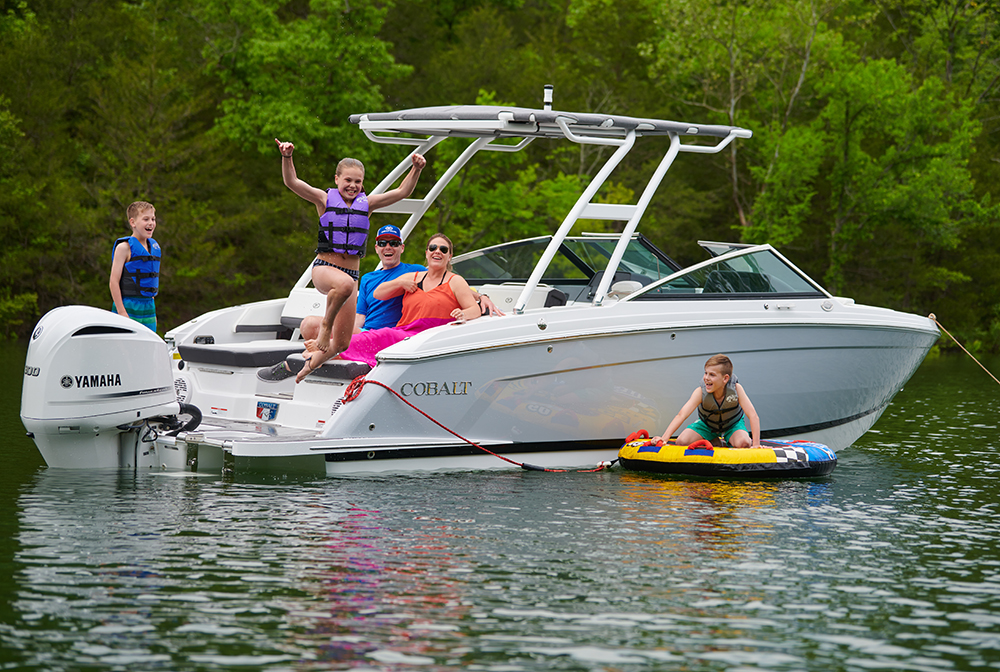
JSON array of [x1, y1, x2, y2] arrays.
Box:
[[178, 342, 305, 368], [284, 353, 372, 381]]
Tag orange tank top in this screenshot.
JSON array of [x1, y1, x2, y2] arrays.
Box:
[[397, 272, 460, 325]]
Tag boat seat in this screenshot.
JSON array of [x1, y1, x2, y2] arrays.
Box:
[[178, 341, 305, 368], [544, 288, 567, 307], [283, 353, 372, 381], [280, 284, 326, 329], [608, 280, 643, 299], [584, 270, 652, 300], [475, 283, 562, 311]]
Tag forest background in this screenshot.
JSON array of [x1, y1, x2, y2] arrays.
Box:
[[1, 0, 998, 349]]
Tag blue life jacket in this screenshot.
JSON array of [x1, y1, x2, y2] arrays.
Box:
[[114, 236, 160, 298], [697, 375, 743, 433], [317, 189, 369, 256]]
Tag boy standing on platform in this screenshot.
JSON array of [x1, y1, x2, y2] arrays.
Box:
[[109, 201, 160, 332]]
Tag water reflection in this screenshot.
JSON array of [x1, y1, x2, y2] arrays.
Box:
[[298, 498, 476, 666]]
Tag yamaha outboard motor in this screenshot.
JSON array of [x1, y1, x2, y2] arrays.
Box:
[[21, 306, 182, 468]]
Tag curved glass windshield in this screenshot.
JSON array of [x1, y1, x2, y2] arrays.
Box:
[[450, 238, 554, 280], [633, 248, 825, 298], [452, 235, 680, 283]]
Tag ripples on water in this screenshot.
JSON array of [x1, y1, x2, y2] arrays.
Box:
[[1, 351, 999, 671]]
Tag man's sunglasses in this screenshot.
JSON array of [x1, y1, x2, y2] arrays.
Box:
[[427, 244, 450, 254], [376, 240, 401, 248]]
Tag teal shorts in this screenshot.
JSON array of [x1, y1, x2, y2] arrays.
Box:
[[687, 415, 749, 444], [113, 297, 157, 332]]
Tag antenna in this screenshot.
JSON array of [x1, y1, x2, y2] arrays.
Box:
[[543, 85, 553, 111]]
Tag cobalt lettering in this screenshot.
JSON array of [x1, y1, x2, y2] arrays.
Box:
[[74, 373, 123, 388], [399, 381, 473, 397]]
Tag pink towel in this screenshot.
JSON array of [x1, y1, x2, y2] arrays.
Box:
[[338, 317, 452, 367]]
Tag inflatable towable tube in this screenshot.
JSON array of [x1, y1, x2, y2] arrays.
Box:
[[618, 431, 837, 478]]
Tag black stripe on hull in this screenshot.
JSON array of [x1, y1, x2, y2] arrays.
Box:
[[324, 439, 621, 463], [761, 400, 887, 439]]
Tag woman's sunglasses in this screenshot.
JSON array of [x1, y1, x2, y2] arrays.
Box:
[[427, 244, 450, 254], [375, 240, 401, 248]]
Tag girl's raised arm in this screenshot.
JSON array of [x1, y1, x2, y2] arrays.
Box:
[[367, 154, 426, 212], [276, 138, 327, 215]]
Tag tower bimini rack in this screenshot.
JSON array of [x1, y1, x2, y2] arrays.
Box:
[[350, 87, 752, 313]]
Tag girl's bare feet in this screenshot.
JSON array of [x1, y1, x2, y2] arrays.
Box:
[[315, 324, 332, 351], [302, 339, 324, 354], [295, 348, 340, 383]]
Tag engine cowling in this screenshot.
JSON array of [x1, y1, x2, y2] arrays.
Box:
[[21, 306, 180, 468]]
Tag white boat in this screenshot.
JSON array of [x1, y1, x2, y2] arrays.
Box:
[[20, 96, 939, 475]]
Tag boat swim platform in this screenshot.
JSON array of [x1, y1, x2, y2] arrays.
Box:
[[177, 417, 323, 444]]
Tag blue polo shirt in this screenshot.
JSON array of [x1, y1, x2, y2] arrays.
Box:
[[356, 263, 426, 330]]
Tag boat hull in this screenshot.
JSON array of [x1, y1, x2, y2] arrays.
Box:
[[298, 304, 936, 468]]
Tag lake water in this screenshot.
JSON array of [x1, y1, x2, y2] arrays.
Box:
[[1, 339, 999, 671]]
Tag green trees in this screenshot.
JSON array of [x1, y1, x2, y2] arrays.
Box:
[[638, 0, 994, 326], [0, 0, 997, 348], [202, 0, 409, 157], [0, 0, 408, 332], [818, 62, 981, 301]]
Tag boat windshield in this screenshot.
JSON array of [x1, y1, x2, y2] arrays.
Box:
[[631, 248, 825, 299], [452, 235, 681, 284], [698, 241, 754, 257]]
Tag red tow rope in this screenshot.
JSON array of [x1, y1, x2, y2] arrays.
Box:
[[341, 375, 611, 472]]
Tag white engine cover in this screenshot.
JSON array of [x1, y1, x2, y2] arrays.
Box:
[[21, 306, 180, 468]]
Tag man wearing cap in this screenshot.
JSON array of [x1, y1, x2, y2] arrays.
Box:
[[299, 224, 501, 340], [353, 224, 429, 331]]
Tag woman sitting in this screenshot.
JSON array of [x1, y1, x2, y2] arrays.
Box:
[[297, 233, 480, 380]]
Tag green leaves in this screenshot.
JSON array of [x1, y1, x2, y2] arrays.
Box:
[[202, 0, 409, 157], [745, 122, 827, 247], [820, 60, 981, 293]]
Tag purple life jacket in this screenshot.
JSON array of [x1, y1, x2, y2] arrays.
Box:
[[317, 189, 369, 256]]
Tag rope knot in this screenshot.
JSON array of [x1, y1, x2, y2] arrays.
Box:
[[342, 375, 367, 403]]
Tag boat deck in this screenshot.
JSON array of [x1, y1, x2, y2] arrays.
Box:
[[181, 418, 323, 444]]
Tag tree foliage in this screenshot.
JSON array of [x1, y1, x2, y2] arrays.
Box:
[[0, 0, 997, 349]]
